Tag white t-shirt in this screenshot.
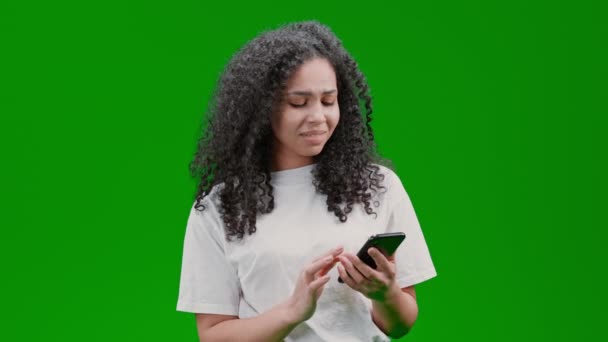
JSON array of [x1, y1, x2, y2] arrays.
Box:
[[176, 163, 437, 341]]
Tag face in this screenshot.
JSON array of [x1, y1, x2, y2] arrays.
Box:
[[270, 57, 340, 171]]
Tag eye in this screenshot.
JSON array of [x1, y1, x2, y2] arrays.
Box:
[[289, 100, 336, 108]]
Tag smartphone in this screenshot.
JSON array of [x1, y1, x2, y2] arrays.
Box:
[[338, 232, 406, 283]]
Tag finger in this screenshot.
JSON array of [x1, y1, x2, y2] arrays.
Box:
[[309, 246, 343, 279], [305, 255, 336, 281], [337, 264, 357, 289], [312, 246, 344, 263], [338, 256, 366, 283], [368, 247, 394, 274], [342, 253, 377, 280], [309, 274, 331, 292], [318, 257, 339, 277]]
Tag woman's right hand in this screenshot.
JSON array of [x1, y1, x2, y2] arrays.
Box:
[[285, 246, 344, 324]]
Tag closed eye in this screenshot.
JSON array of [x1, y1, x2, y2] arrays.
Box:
[[290, 102, 335, 108]]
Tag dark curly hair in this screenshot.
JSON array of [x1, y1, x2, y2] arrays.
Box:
[[189, 20, 396, 241]]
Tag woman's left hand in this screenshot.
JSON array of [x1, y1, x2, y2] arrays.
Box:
[[337, 247, 400, 303]]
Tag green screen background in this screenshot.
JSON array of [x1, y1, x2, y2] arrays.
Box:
[[1, 1, 605, 341]]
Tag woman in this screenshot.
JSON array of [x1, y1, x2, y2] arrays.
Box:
[[176, 20, 437, 341]]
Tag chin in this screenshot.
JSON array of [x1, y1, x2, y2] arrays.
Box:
[[299, 147, 324, 156]]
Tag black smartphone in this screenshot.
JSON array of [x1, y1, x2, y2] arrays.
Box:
[[338, 232, 406, 283]]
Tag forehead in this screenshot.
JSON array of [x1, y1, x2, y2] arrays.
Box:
[[284, 58, 337, 94]]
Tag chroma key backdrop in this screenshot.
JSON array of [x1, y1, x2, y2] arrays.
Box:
[[1, 1, 605, 341]]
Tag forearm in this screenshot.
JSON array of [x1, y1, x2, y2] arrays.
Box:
[[201, 300, 300, 342], [371, 287, 418, 338]]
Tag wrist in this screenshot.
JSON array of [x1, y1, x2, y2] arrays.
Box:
[[377, 283, 403, 305], [280, 299, 302, 326]]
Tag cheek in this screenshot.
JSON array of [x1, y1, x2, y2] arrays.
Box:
[[281, 112, 300, 129], [273, 111, 299, 138], [270, 110, 279, 129], [271, 109, 288, 130], [329, 108, 340, 129]]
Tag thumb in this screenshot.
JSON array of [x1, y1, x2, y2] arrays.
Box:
[[311, 275, 331, 298], [314, 283, 326, 300]]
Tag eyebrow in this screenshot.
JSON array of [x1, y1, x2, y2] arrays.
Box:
[[286, 89, 337, 96]]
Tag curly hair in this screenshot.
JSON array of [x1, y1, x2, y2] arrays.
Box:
[[189, 20, 396, 241]]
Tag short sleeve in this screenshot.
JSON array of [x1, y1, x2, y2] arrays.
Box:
[[176, 197, 241, 315], [385, 170, 437, 288]]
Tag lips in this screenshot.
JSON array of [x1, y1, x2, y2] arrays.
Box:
[[300, 130, 326, 136]]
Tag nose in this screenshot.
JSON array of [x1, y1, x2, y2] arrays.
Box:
[[307, 100, 326, 123]]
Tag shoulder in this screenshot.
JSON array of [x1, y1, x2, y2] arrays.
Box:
[[369, 163, 411, 207], [364, 163, 401, 207], [192, 182, 226, 209], [188, 182, 228, 230], [370, 163, 399, 188]]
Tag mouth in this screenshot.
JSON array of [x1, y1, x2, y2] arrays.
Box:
[[300, 131, 326, 137], [300, 131, 326, 145]]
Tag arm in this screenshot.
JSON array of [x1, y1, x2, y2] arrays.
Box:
[[197, 247, 343, 341], [335, 248, 420, 339], [371, 285, 418, 338], [197, 300, 299, 342]]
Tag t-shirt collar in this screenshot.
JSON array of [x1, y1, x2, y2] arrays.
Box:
[[269, 163, 316, 186]]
